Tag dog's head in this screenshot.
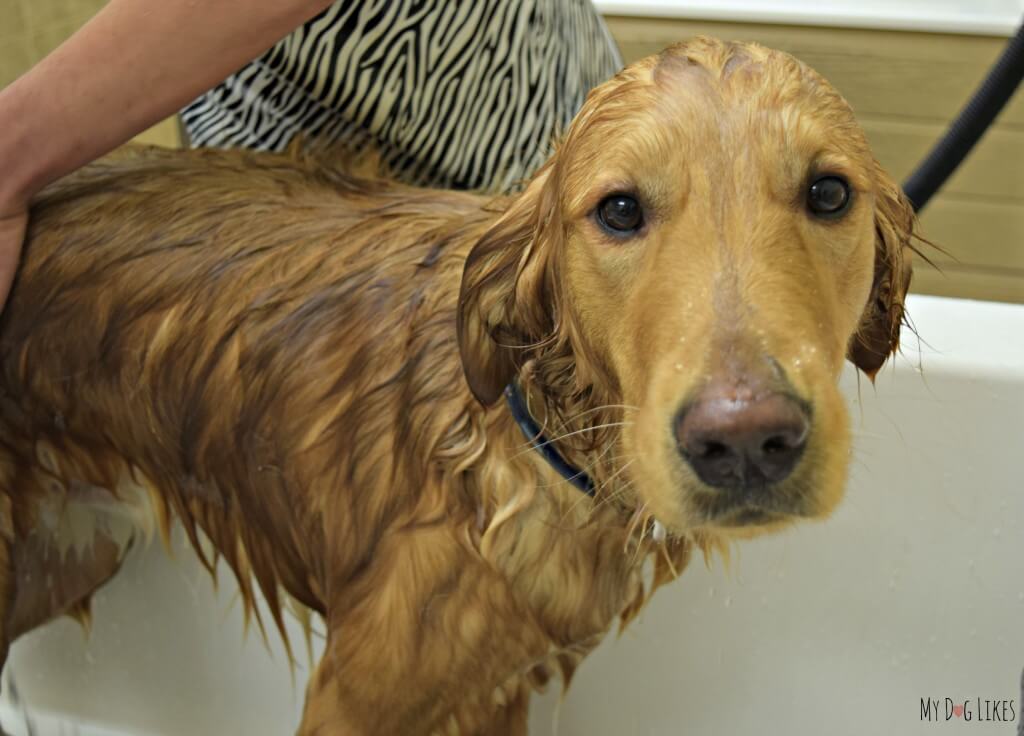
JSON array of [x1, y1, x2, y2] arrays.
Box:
[[457, 38, 914, 537]]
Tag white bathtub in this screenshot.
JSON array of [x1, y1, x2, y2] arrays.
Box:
[[2, 293, 1023, 736], [593, 0, 1023, 36]]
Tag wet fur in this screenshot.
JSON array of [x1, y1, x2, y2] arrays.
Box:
[[0, 39, 914, 735]]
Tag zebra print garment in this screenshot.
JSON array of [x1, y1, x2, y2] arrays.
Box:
[[181, 0, 621, 193]]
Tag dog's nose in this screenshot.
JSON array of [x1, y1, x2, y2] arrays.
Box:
[[676, 388, 809, 489]]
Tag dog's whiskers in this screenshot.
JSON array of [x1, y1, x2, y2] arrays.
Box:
[[510, 421, 633, 456], [552, 403, 640, 430], [537, 441, 619, 491], [558, 458, 637, 524], [587, 480, 637, 522]]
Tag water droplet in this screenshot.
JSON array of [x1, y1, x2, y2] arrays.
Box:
[[759, 595, 768, 607], [992, 528, 1001, 538], [1017, 591, 1023, 601], [724, 596, 732, 608], [888, 579, 896, 590], [928, 635, 937, 645], [675, 363, 684, 372], [969, 628, 977, 639], [708, 587, 715, 598]]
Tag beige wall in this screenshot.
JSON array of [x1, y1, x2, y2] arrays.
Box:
[[2, 4, 1021, 301], [1, 0, 102, 86], [0, 0, 179, 147]]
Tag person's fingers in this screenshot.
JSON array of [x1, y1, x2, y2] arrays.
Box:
[[0, 210, 28, 312]]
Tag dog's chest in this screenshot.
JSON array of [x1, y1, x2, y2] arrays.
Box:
[[427, 512, 647, 735], [494, 506, 644, 649]]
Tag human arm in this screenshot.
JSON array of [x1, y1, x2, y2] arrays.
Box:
[[0, 0, 336, 306]]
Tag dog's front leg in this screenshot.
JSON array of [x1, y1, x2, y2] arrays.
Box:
[[297, 522, 548, 736]]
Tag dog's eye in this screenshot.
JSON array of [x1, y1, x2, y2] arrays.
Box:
[[807, 176, 851, 218], [596, 194, 643, 235]]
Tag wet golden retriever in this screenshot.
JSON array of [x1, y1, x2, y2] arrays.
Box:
[[0, 38, 914, 734]]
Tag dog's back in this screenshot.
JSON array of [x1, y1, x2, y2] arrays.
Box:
[[0, 145, 492, 653]]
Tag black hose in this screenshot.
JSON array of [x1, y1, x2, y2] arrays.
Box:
[[902, 21, 1024, 212]]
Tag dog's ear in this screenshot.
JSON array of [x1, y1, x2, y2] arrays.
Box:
[[847, 173, 915, 378], [457, 169, 558, 406]]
